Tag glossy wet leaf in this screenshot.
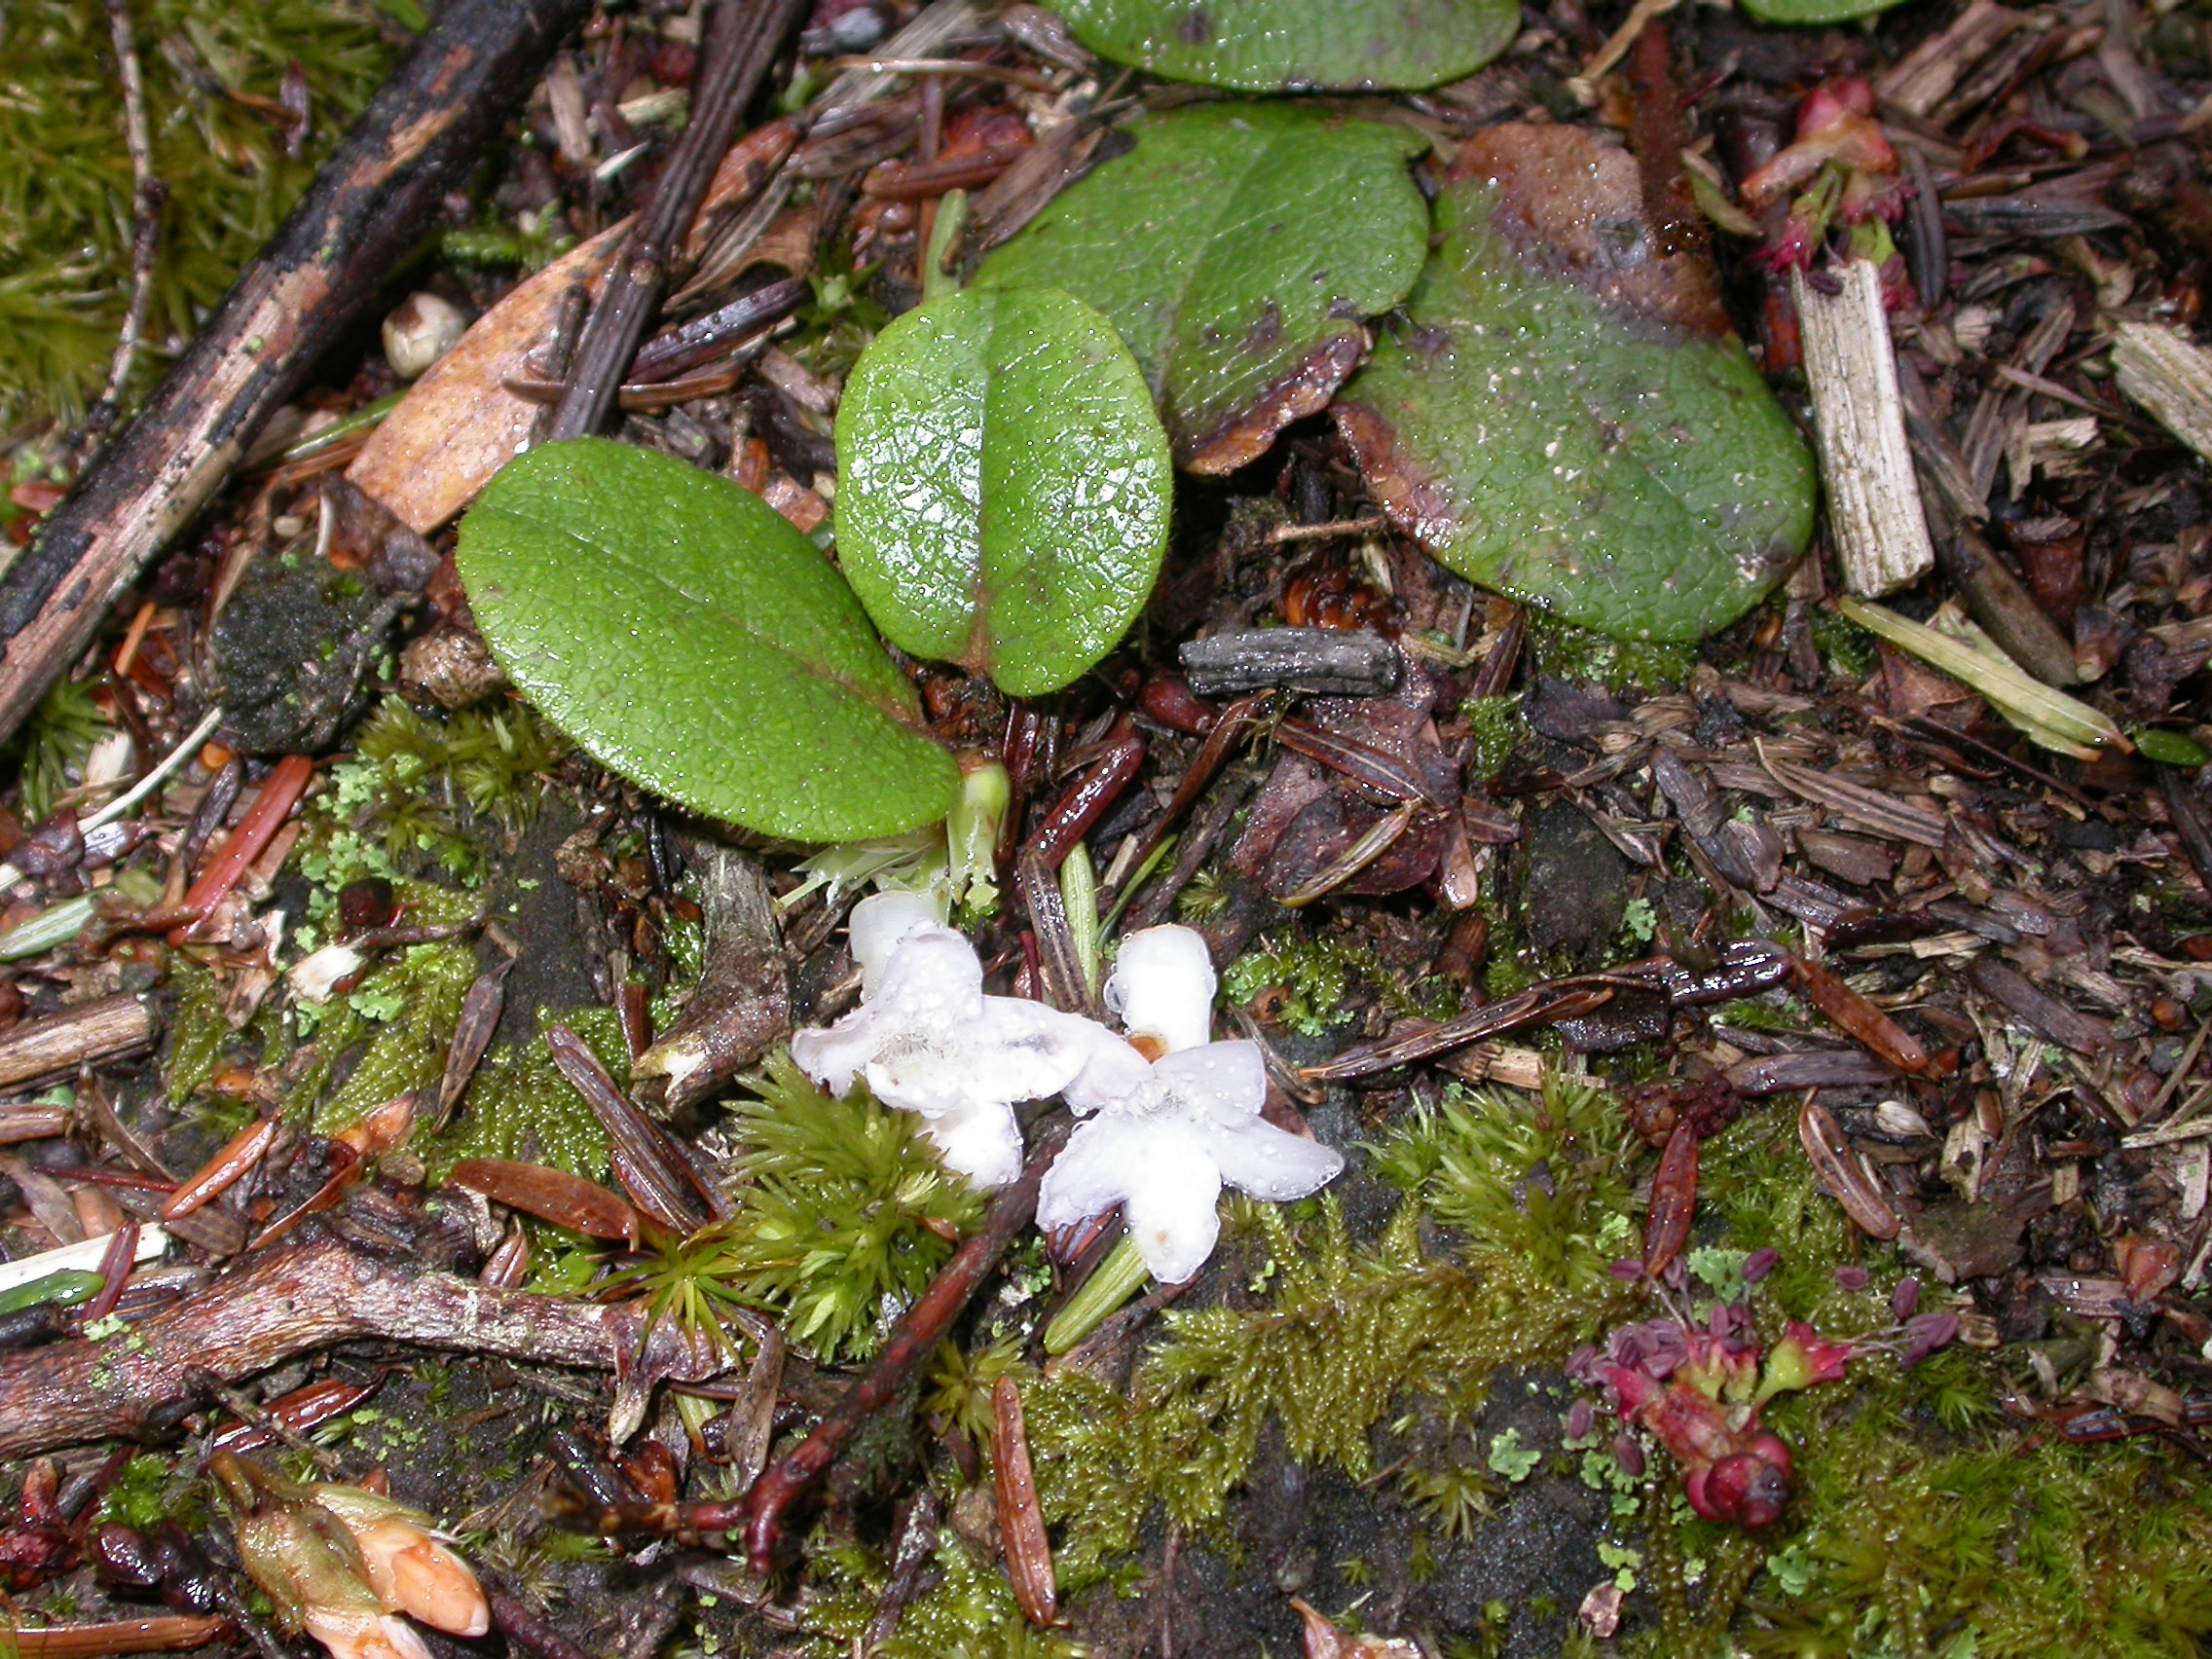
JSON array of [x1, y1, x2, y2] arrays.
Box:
[[1738, 0, 1902, 23], [1335, 128, 1815, 642], [456, 438, 957, 841], [834, 287, 1171, 697], [977, 104, 1427, 473], [1055, 0, 1518, 92]]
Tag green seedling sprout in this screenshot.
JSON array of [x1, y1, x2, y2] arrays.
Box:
[[1044, 1233, 1151, 1353]]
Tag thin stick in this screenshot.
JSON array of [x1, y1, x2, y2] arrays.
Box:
[[546, 0, 807, 441], [87, 0, 166, 444]]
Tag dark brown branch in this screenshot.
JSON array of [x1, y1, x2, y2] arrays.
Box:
[[544, 0, 808, 441], [0, 1218, 716, 1457], [0, 0, 594, 745]]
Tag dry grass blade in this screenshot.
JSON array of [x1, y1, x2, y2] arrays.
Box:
[[1835, 596, 2126, 758]]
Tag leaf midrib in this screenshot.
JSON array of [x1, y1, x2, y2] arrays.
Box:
[[498, 500, 920, 732]]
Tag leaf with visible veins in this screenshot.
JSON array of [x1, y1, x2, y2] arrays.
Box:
[[1056, 0, 1519, 92], [456, 438, 957, 842], [834, 286, 1171, 697], [1334, 126, 1816, 643], [977, 104, 1427, 473]]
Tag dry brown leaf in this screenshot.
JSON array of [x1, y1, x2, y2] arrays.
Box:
[[347, 120, 799, 533]]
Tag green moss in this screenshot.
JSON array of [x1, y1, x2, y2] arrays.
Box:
[[1223, 932, 1458, 1039], [5, 675, 111, 823], [429, 1006, 625, 1182], [163, 957, 232, 1103], [923, 1332, 1025, 1449], [716, 1052, 986, 1363], [1459, 692, 1524, 784], [299, 937, 474, 1131], [0, 0, 399, 427], [1370, 1075, 1643, 1307], [1528, 616, 1697, 693], [310, 697, 567, 886]]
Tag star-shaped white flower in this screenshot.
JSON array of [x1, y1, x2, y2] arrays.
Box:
[[1038, 1039, 1345, 1283], [790, 894, 1120, 1189], [1040, 924, 1343, 1282]]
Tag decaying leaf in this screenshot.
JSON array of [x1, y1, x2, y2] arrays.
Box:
[[1334, 126, 1816, 642], [977, 103, 1428, 472], [1055, 0, 1518, 92], [834, 287, 1171, 695], [347, 120, 799, 534], [455, 439, 957, 841]]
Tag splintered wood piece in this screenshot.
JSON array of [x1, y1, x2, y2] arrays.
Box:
[[633, 838, 788, 1111], [1876, 0, 2024, 117], [2113, 320, 2212, 465], [1792, 261, 1936, 598], [0, 1221, 719, 1456], [0, 996, 154, 1090]]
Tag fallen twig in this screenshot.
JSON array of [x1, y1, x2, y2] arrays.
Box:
[[0, 0, 593, 745], [0, 1207, 719, 1456], [545, 0, 808, 440], [85, 0, 166, 447]]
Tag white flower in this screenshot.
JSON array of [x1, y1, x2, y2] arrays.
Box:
[[1103, 925, 1217, 1054], [790, 895, 1123, 1189], [1038, 1040, 1344, 1283]]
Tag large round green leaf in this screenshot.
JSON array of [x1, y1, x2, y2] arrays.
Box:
[[833, 286, 1172, 698], [1055, 0, 1519, 92], [1335, 132, 1816, 643], [456, 438, 957, 841], [976, 104, 1427, 473]]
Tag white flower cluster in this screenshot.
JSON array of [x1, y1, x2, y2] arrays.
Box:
[[790, 894, 1345, 1282]]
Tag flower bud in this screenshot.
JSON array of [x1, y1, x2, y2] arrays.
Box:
[[947, 757, 1009, 915], [311, 1489, 489, 1639]]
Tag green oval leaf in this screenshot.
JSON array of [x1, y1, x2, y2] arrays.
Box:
[[1738, 0, 1901, 24], [977, 104, 1427, 473], [1055, 0, 1518, 92], [833, 286, 1172, 698], [1335, 130, 1816, 643], [456, 438, 957, 841]]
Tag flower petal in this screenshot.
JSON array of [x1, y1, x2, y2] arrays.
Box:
[[1151, 1041, 1268, 1126], [1122, 1144, 1227, 1283], [921, 1100, 1025, 1190], [849, 891, 948, 996], [1037, 1116, 1149, 1232], [1105, 925, 1217, 1053], [790, 1009, 894, 1098], [1204, 1116, 1344, 1203]]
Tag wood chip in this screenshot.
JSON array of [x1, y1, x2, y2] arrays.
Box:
[[1792, 261, 1936, 597], [1876, 0, 2025, 117], [1764, 757, 1949, 847], [0, 996, 155, 1091], [348, 120, 799, 532], [2112, 319, 2212, 465], [1967, 956, 2111, 1054]]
